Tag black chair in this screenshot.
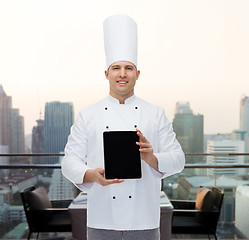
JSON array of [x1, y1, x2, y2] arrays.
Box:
[[20, 186, 72, 240], [171, 186, 224, 240]]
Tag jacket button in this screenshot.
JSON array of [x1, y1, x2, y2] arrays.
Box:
[[129, 196, 132, 199], [105, 107, 108, 110], [134, 125, 137, 128], [106, 126, 109, 129], [113, 196, 116, 199], [135, 106, 138, 109]]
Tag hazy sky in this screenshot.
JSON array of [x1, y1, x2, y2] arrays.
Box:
[[0, 0, 249, 135]]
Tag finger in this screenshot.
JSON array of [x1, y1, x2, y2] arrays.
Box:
[[139, 147, 153, 153], [136, 129, 146, 141], [106, 179, 124, 185], [137, 133, 148, 143], [136, 130, 143, 138], [136, 142, 151, 148], [136, 128, 142, 134], [96, 168, 105, 175]]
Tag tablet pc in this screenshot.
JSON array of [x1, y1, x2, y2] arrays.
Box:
[[103, 131, 142, 179]]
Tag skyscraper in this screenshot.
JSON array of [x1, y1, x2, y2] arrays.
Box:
[[240, 95, 249, 133], [44, 102, 74, 164], [9, 109, 25, 153], [32, 119, 44, 164], [173, 102, 204, 155], [0, 85, 25, 153], [0, 85, 11, 147]]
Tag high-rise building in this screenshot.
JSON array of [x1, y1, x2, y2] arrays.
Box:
[[32, 119, 44, 164], [207, 140, 245, 176], [9, 108, 25, 153], [0, 86, 11, 146], [173, 102, 204, 155], [44, 102, 74, 164], [0, 85, 25, 153], [172, 102, 204, 176], [240, 95, 249, 133]]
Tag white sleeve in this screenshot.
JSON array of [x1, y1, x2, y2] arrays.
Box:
[[61, 112, 93, 191], [154, 109, 185, 178]]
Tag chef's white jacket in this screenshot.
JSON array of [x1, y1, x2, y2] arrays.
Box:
[[61, 95, 185, 231]]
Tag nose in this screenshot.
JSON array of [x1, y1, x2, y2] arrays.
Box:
[[119, 68, 126, 78]]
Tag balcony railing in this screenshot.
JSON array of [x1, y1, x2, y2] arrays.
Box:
[[1, 153, 249, 169]]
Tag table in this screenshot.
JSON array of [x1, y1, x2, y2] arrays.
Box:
[[68, 191, 173, 240]]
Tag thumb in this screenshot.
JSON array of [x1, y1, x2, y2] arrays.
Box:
[[96, 168, 105, 175]]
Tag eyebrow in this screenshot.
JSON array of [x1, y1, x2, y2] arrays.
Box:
[[111, 65, 135, 68]]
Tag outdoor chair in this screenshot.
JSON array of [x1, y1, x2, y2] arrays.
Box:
[[171, 186, 224, 240], [20, 185, 72, 240]]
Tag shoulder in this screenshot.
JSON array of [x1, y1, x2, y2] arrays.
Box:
[[76, 98, 107, 122], [79, 98, 106, 114], [136, 97, 165, 115]]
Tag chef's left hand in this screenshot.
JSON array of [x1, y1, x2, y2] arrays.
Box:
[[136, 129, 159, 172]]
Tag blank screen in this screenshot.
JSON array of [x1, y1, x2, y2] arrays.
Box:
[[103, 131, 142, 179]]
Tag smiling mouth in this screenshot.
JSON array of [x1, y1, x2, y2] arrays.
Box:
[[117, 81, 128, 84]]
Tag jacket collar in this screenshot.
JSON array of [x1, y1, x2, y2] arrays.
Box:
[[107, 94, 137, 105]]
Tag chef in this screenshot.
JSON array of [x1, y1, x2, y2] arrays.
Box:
[[61, 14, 185, 240]]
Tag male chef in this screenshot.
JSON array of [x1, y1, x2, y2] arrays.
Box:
[[61, 14, 185, 240]]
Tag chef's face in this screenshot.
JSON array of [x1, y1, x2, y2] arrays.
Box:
[[105, 61, 140, 103]]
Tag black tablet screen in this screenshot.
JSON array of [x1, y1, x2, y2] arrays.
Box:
[[103, 131, 142, 179]]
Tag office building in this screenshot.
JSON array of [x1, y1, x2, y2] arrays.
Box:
[[0, 85, 25, 153], [0, 145, 9, 177], [240, 95, 249, 153], [48, 157, 74, 200], [173, 102, 204, 155], [0, 204, 26, 223], [32, 119, 44, 164], [44, 102, 74, 164], [240, 95, 249, 133], [204, 133, 232, 153], [0, 85, 11, 146], [0, 189, 13, 205], [172, 102, 204, 176], [207, 140, 245, 176], [9, 108, 25, 153]]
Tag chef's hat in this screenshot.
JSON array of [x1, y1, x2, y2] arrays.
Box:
[[103, 14, 137, 69]]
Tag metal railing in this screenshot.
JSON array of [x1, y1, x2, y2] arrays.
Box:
[[1, 153, 249, 169]]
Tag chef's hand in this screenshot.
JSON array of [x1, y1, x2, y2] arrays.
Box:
[[84, 168, 124, 186], [136, 129, 159, 172]]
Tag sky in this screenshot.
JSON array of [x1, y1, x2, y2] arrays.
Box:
[[0, 0, 249, 135]]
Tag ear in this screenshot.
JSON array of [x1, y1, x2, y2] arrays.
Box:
[[105, 70, 109, 80], [136, 70, 140, 80]]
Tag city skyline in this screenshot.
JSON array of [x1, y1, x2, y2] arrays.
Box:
[[1, 84, 248, 137], [1, 0, 249, 135]]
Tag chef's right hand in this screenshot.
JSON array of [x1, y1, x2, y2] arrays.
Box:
[[83, 168, 124, 186]]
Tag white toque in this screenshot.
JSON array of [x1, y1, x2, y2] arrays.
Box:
[[103, 14, 138, 69]]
